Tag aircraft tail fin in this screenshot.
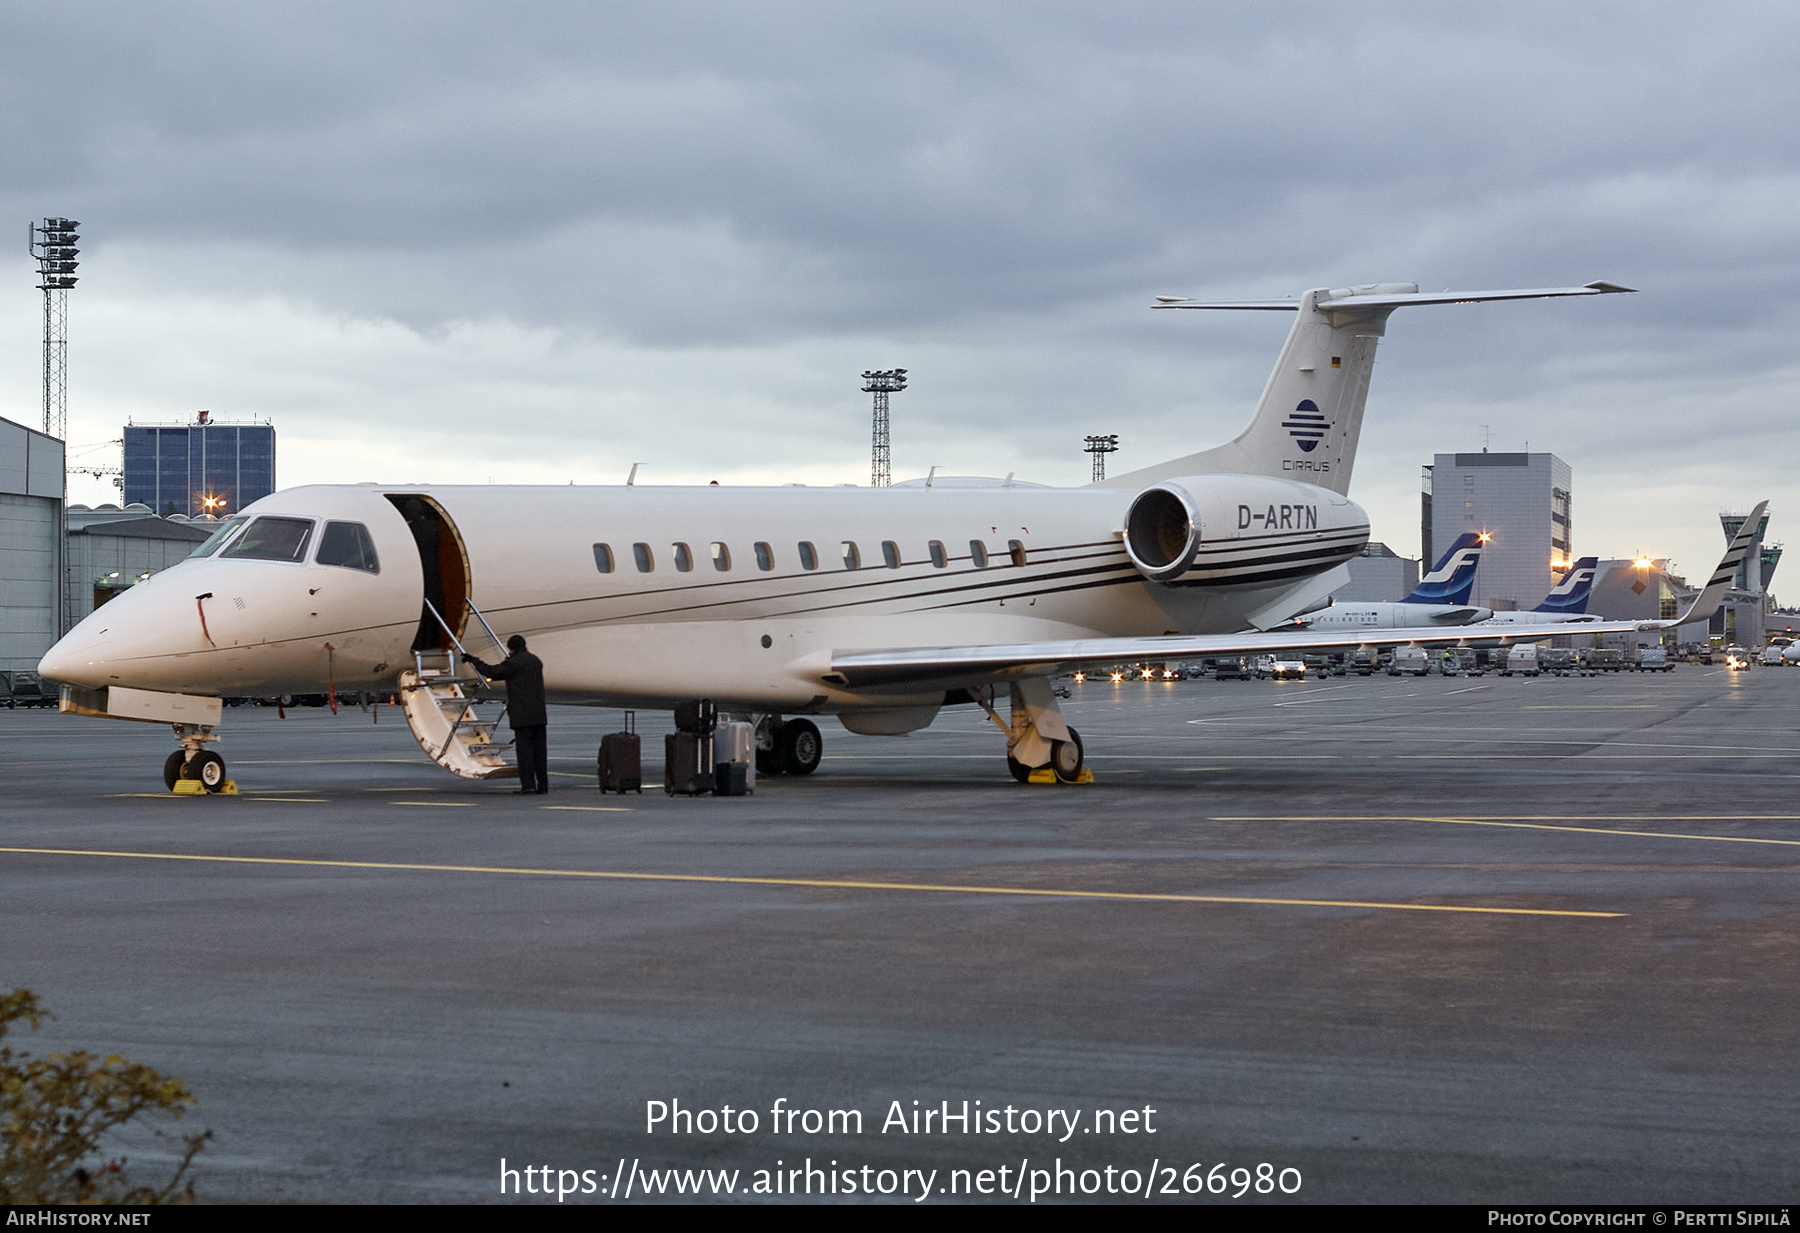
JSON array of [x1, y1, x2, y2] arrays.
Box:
[[1404, 533, 1485, 605], [1533, 556, 1599, 614], [1100, 281, 1635, 496]]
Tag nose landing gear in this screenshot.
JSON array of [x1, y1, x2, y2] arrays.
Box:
[[163, 723, 234, 793]]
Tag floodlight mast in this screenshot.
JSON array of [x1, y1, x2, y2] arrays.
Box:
[[1084, 433, 1119, 482], [29, 217, 79, 441], [861, 368, 907, 487]]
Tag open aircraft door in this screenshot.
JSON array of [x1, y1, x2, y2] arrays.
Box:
[[384, 493, 517, 781]]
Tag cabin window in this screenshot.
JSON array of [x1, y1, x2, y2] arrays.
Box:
[[1008, 539, 1027, 568], [841, 541, 861, 570], [633, 543, 654, 572], [711, 542, 731, 571], [928, 540, 947, 568], [881, 541, 900, 569], [222, 516, 314, 564], [316, 521, 381, 573], [188, 516, 247, 558], [593, 543, 614, 573], [754, 542, 774, 570], [672, 542, 694, 572], [969, 540, 988, 568], [798, 541, 818, 570]]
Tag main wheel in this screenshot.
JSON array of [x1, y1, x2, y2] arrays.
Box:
[[1006, 753, 1031, 783], [1049, 727, 1085, 783], [778, 718, 822, 776], [183, 750, 227, 793], [163, 750, 187, 790]]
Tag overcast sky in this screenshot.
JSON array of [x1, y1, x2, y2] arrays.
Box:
[[2, 2, 1796, 594]]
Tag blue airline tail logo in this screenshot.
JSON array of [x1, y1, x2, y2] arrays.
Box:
[[1283, 400, 1328, 453], [1404, 533, 1484, 605], [1533, 557, 1598, 614]]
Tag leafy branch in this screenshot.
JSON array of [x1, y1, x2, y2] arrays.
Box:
[[1, 989, 210, 1204]]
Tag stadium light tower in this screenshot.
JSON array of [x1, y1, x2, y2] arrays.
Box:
[[30, 218, 80, 441], [1084, 433, 1119, 482], [862, 368, 907, 487]]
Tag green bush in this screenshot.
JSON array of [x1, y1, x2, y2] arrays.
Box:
[[0, 989, 209, 1204]]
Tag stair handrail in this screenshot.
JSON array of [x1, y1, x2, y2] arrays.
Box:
[[464, 597, 508, 658]]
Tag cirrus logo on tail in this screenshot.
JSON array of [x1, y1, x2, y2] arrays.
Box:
[[1283, 400, 1329, 453]]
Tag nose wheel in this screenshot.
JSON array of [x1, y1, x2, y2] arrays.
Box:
[[165, 723, 230, 792]]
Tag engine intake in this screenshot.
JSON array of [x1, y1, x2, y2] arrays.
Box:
[[1123, 483, 1202, 581]]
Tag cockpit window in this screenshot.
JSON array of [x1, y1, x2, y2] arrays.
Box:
[[222, 516, 315, 563], [315, 521, 381, 573], [187, 516, 248, 559]]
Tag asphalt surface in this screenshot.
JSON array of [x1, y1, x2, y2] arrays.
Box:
[[3, 665, 1798, 1204]]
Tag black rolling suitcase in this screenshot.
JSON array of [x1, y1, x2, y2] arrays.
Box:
[[598, 711, 641, 794], [664, 731, 714, 796]]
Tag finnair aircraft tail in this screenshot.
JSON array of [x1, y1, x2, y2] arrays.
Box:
[[1533, 557, 1598, 615], [1404, 533, 1485, 606]]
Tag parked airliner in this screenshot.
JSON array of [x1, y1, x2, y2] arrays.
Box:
[[1287, 532, 1490, 633], [38, 279, 1754, 791], [1478, 557, 1603, 625]]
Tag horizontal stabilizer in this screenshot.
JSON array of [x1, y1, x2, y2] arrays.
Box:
[[1153, 281, 1637, 312]]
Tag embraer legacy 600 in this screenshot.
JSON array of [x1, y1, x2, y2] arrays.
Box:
[[40, 280, 1758, 792]]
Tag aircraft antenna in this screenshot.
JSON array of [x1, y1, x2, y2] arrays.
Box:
[[1084, 434, 1119, 482], [861, 368, 906, 487]]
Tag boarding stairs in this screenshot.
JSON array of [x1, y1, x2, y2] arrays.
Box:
[[398, 600, 519, 781]]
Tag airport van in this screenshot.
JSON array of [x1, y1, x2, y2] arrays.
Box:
[[1253, 652, 1306, 680]]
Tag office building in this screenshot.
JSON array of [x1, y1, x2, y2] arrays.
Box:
[[1422, 451, 1571, 611], [123, 412, 275, 518]]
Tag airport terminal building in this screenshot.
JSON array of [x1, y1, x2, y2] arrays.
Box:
[[1422, 451, 1571, 611]]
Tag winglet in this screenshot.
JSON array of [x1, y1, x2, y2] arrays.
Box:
[[1642, 500, 1766, 630]]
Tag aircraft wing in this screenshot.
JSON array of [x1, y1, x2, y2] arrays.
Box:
[[828, 618, 1655, 689], [829, 499, 1763, 690]]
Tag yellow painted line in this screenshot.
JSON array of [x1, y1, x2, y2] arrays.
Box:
[[542, 806, 632, 813], [0, 846, 1622, 918], [391, 801, 478, 808], [1212, 815, 1800, 849]]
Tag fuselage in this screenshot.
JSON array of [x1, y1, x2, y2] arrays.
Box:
[[1296, 600, 1492, 631], [40, 476, 1368, 711]]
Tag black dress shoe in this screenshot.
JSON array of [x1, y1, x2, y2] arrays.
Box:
[[516, 788, 534, 794], [535, 788, 550, 794]]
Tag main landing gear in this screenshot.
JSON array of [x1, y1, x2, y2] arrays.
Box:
[[754, 716, 822, 777], [163, 723, 232, 793], [977, 680, 1087, 784]]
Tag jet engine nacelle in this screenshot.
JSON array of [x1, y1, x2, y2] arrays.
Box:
[[1121, 474, 1367, 585]]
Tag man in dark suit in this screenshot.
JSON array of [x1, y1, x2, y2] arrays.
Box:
[[467, 634, 549, 794]]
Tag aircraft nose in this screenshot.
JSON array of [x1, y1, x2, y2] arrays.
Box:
[[37, 576, 209, 689]]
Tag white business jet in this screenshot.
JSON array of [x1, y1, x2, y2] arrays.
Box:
[[39, 279, 1751, 792]]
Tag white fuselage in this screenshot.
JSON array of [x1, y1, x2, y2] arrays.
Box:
[[41, 476, 1369, 713], [1296, 600, 1491, 632]]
